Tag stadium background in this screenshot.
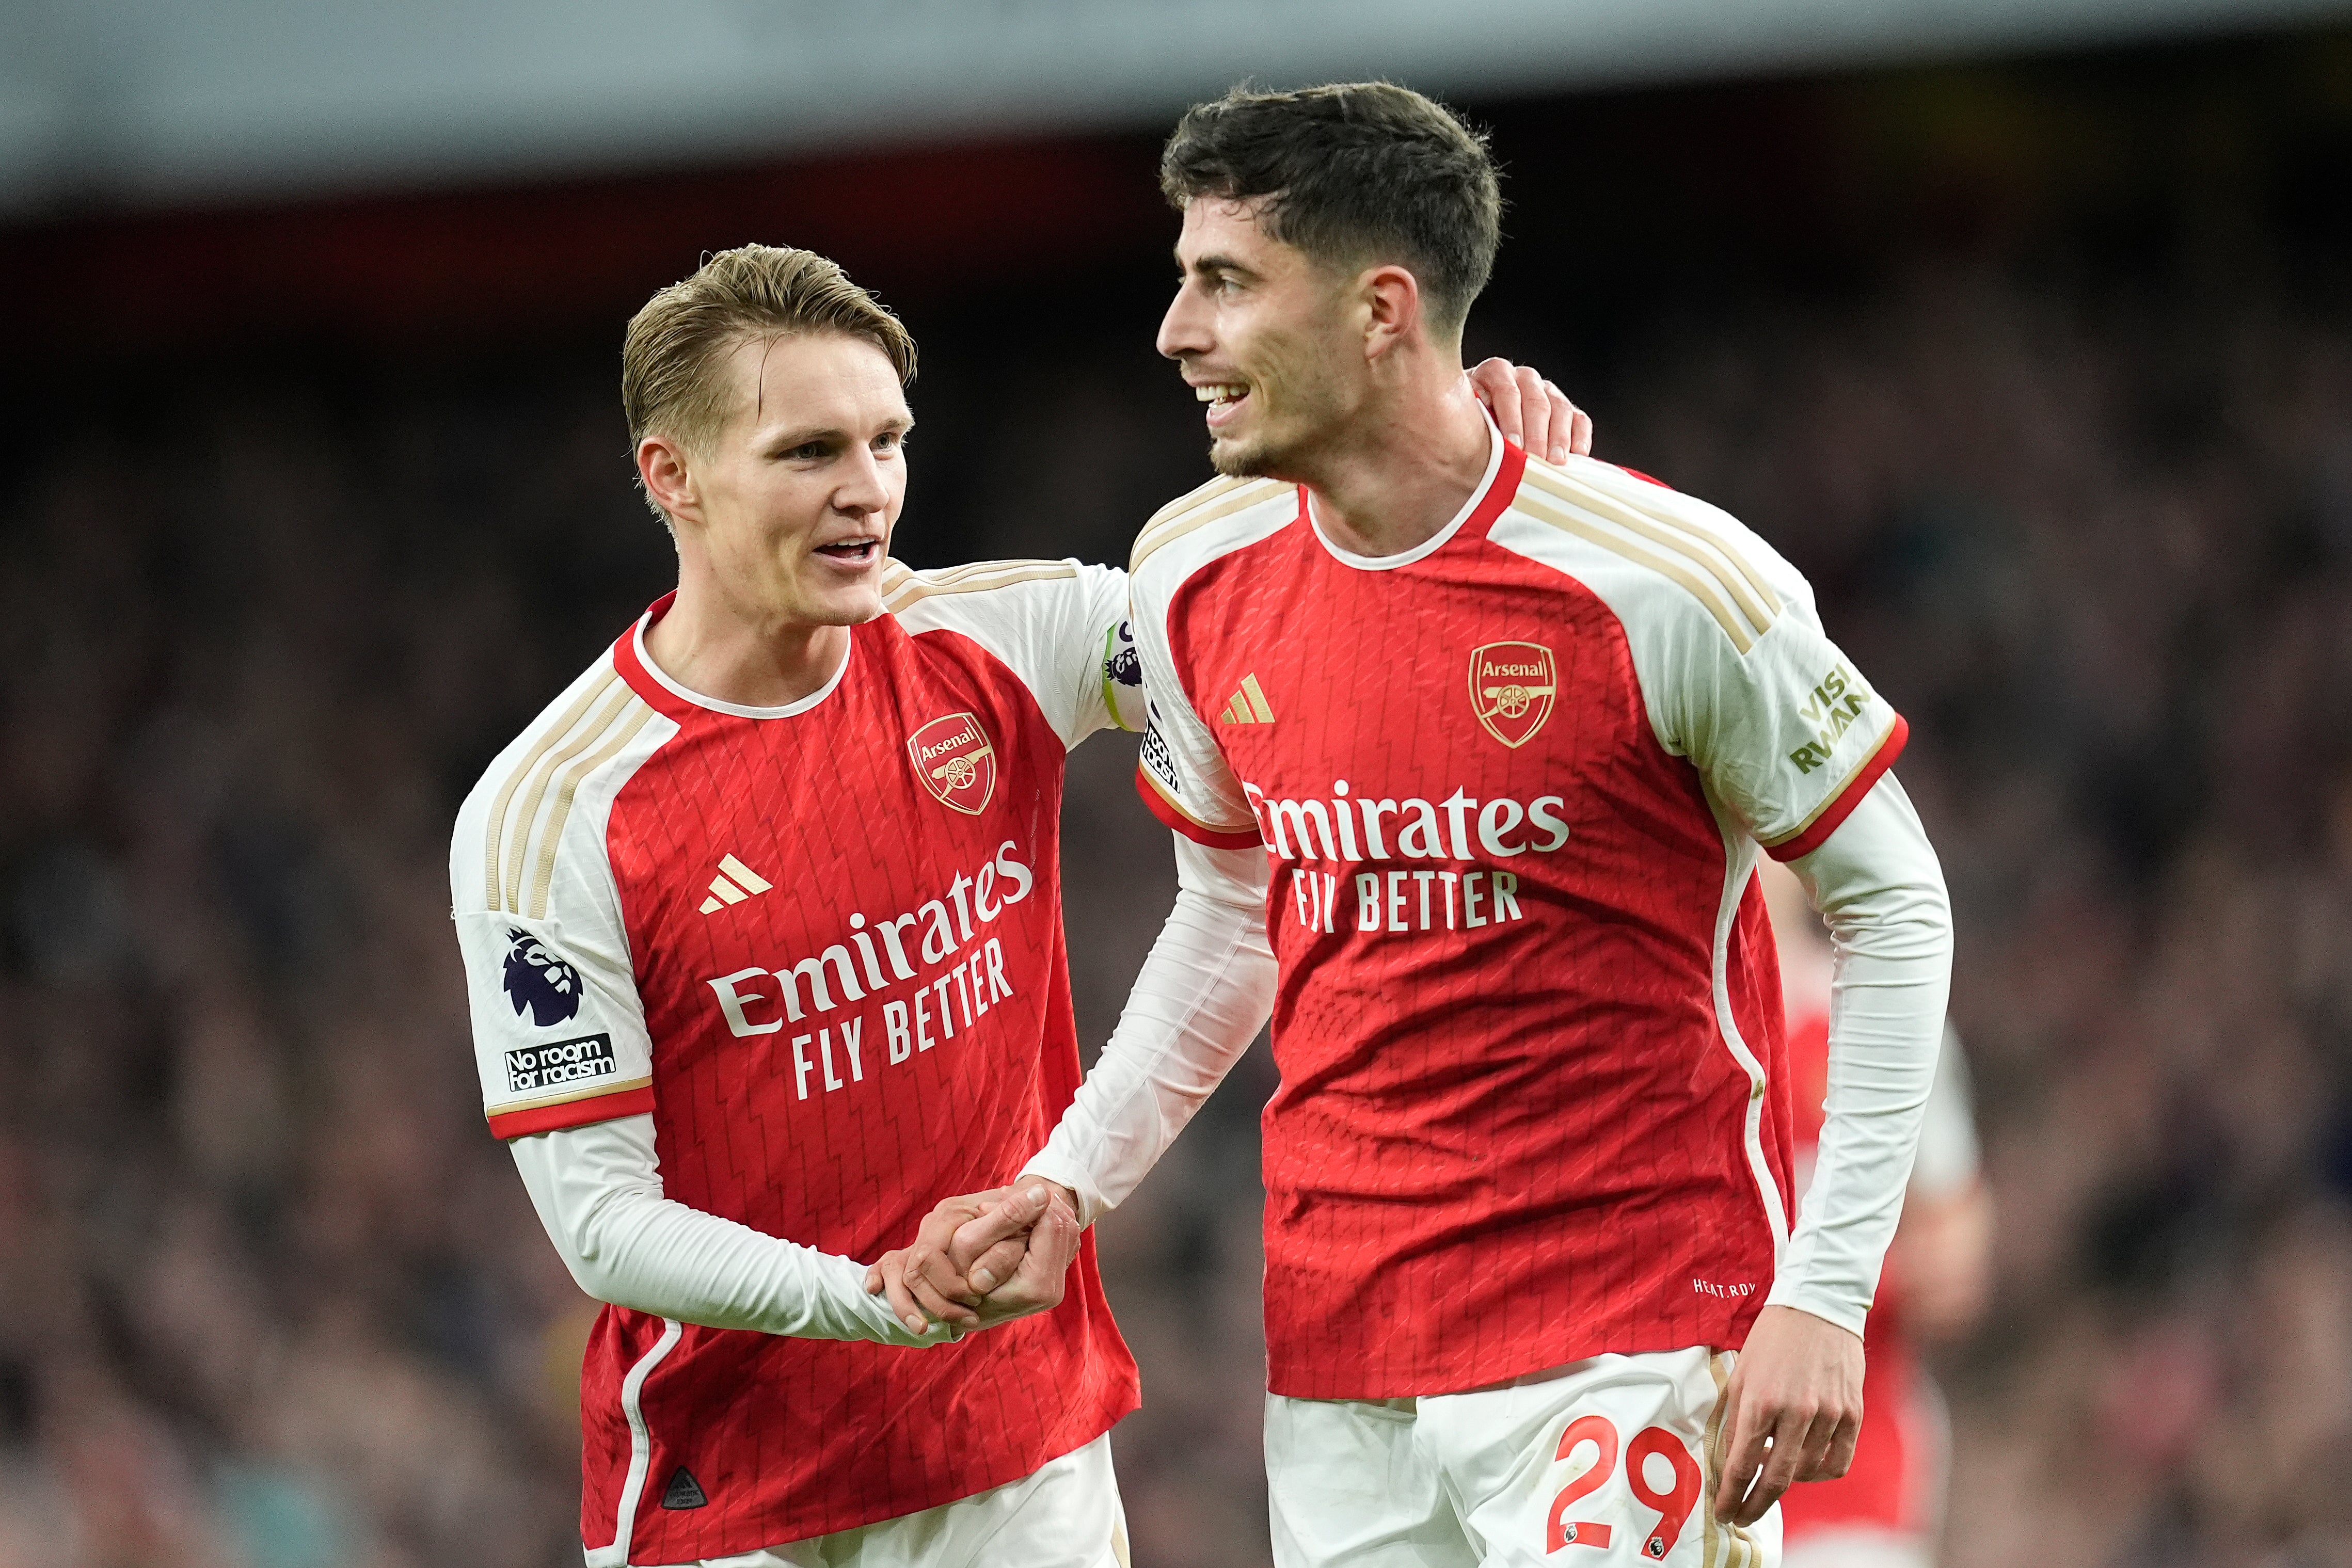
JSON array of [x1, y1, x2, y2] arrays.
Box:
[[6, 5, 2352, 1564]]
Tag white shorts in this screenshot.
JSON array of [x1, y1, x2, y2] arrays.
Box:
[[1266, 1347, 1781, 1568], [660, 1433, 1127, 1568]]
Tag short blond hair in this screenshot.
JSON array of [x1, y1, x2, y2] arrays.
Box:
[[621, 245, 917, 505]]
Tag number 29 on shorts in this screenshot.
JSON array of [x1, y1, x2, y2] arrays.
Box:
[[1545, 1416, 1703, 1559]]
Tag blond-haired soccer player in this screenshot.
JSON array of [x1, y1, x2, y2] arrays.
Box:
[[895, 83, 1953, 1568], [452, 243, 1582, 1568]]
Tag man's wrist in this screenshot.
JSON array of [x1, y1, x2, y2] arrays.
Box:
[[1753, 1299, 1865, 1345], [1034, 1178, 1081, 1224], [1015, 1157, 1099, 1227]]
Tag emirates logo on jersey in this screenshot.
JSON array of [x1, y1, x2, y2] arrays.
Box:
[[907, 712, 997, 815], [1468, 641, 1558, 749]]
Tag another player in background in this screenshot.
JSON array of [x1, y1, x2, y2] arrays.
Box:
[[1760, 861, 1992, 1568], [883, 82, 1953, 1568], [451, 244, 1583, 1568]]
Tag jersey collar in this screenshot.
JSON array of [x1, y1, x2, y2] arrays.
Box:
[[1302, 409, 1524, 572], [613, 592, 855, 721]]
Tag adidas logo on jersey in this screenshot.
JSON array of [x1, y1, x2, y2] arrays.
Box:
[[700, 854, 774, 915], [1220, 674, 1276, 725], [660, 1465, 708, 1510]]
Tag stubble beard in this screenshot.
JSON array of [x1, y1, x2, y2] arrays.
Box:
[[1209, 434, 1278, 479]]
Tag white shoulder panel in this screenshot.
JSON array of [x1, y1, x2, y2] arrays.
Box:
[[450, 651, 677, 1133], [881, 556, 1140, 748], [1490, 456, 1900, 852], [1126, 476, 1296, 842]]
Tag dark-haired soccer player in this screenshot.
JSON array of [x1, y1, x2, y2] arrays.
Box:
[[452, 243, 1582, 1568], [899, 83, 1952, 1568]]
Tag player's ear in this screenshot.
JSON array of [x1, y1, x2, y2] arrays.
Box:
[[1360, 264, 1422, 362], [638, 434, 702, 527]]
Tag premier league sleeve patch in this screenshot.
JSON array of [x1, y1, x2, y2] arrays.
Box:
[[1102, 618, 1147, 732], [502, 927, 585, 1027]]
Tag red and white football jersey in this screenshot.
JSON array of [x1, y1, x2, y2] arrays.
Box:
[[451, 559, 1143, 1563], [1129, 425, 1908, 1399]]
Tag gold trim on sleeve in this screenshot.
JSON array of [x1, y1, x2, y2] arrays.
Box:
[[528, 698, 659, 920], [1130, 478, 1288, 573], [1521, 463, 1782, 632], [1513, 490, 1760, 654], [485, 670, 622, 913], [1758, 713, 1900, 849], [492, 1074, 654, 1117], [883, 562, 1081, 612], [1138, 759, 1254, 835]]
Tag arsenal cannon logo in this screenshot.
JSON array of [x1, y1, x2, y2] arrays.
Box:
[[1468, 641, 1558, 749], [907, 712, 998, 815]]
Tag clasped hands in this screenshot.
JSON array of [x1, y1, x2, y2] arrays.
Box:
[[864, 1179, 1082, 1337]]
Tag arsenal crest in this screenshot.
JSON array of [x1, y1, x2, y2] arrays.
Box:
[[1468, 641, 1558, 749], [907, 712, 997, 815]]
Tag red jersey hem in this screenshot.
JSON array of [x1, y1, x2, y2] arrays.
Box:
[[1265, 1301, 1764, 1401], [1766, 714, 1909, 862], [609, 1336, 1141, 1559], [488, 1083, 656, 1140], [1134, 766, 1263, 849]]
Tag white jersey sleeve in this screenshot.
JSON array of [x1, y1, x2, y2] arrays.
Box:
[[1769, 775, 1951, 1335], [1125, 476, 1298, 846], [881, 557, 1145, 748], [1492, 457, 1906, 859], [450, 654, 675, 1140], [510, 1114, 953, 1347], [1021, 838, 1277, 1225]]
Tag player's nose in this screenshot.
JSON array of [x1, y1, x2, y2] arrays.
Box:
[[834, 446, 892, 514], [1157, 283, 1210, 362]]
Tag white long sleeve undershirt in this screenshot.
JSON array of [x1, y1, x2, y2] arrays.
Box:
[[1025, 774, 1950, 1343], [1766, 773, 1952, 1335], [508, 1113, 955, 1347], [1021, 837, 1278, 1226]]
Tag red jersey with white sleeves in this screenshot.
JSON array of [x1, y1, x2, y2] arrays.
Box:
[[450, 559, 1143, 1564], [1128, 425, 1908, 1399]]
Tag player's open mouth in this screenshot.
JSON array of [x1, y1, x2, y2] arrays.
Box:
[[1196, 381, 1250, 426], [816, 537, 881, 565]]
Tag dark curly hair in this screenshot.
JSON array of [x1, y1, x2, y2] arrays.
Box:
[[1161, 82, 1502, 338]]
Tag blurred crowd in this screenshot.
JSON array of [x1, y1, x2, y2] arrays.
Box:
[[4, 115, 2352, 1568]]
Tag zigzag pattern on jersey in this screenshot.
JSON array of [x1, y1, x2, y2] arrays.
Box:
[[1513, 458, 1784, 655], [1129, 474, 1290, 573], [481, 668, 660, 919], [880, 556, 1078, 612]]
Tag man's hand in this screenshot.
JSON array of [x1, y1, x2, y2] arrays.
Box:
[[1713, 1305, 1864, 1526], [1467, 359, 1593, 464], [863, 1182, 1081, 1334]]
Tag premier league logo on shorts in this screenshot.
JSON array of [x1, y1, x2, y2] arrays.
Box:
[[1469, 641, 1558, 749], [907, 712, 997, 815], [503, 927, 584, 1027]]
